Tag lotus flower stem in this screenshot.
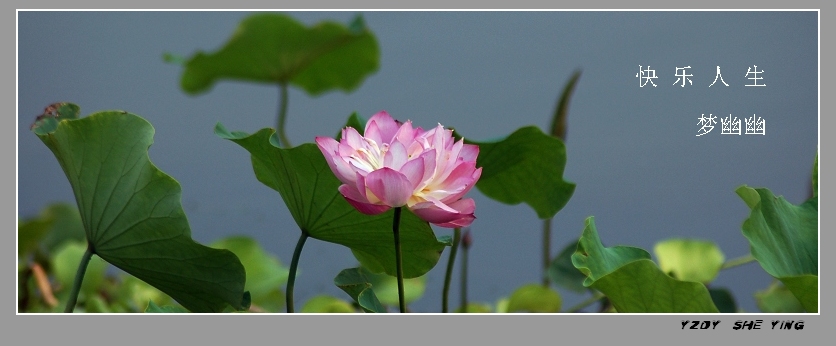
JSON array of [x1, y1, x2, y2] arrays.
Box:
[[276, 82, 292, 148], [720, 253, 756, 270], [286, 232, 309, 313], [441, 227, 461, 313], [392, 207, 406, 313], [459, 228, 471, 312], [544, 71, 580, 287], [542, 218, 552, 287], [64, 242, 94, 313]]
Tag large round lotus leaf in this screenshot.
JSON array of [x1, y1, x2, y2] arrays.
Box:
[[32, 103, 248, 312], [177, 13, 379, 96]]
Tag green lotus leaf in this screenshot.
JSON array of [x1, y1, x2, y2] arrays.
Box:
[[333, 267, 386, 313], [32, 103, 248, 312], [591, 259, 719, 313], [754, 281, 805, 313], [780, 275, 818, 312], [572, 217, 718, 313], [216, 124, 448, 278], [462, 126, 575, 219], [176, 13, 379, 96], [571, 217, 651, 286], [736, 185, 818, 312], [653, 238, 725, 283]]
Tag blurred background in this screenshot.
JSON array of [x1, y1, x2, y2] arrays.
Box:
[[17, 11, 818, 312]]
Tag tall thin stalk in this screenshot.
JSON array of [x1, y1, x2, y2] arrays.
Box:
[[286, 232, 309, 313], [64, 243, 94, 313], [542, 218, 551, 286], [392, 207, 406, 313], [720, 254, 756, 270], [459, 229, 472, 312], [543, 70, 581, 288], [442, 227, 461, 313], [276, 82, 292, 148]]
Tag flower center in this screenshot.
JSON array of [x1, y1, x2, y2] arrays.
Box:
[[347, 138, 389, 173]]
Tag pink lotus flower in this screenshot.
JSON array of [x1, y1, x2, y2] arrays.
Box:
[[316, 111, 482, 228]]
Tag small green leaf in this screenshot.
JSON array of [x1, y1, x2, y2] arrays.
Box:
[[755, 281, 805, 313], [33, 104, 248, 312], [736, 185, 817, 312], [547, 241, 588, 293], [572, 217, 718, 313], [145, 300, 190, 313], [334, 268, 386, 313], [504, 284, 561, 313], [463, 126, 575, 219], [217, 124, 448, 278], [176, 13, 379, 96], [653, 238, 725, 283], [571, 217, 650, 286], [736, 186, 818, 276], [301, 295, 356, 313]]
